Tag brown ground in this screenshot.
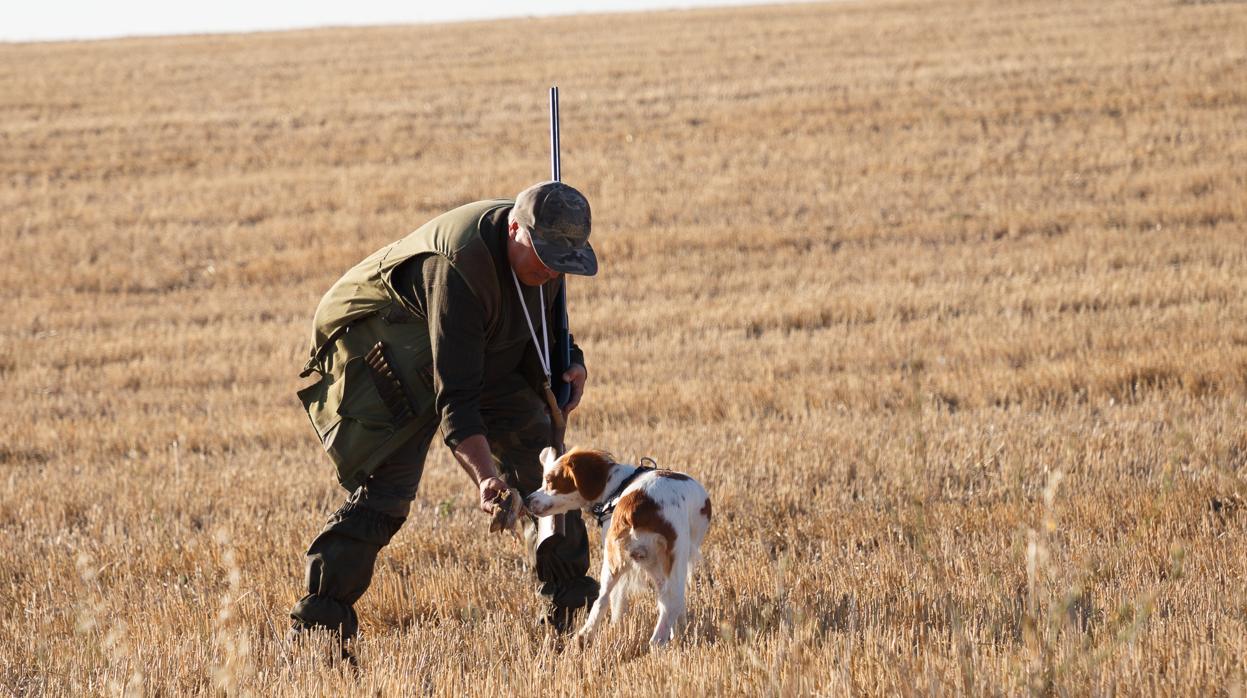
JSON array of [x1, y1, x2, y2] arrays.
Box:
[[1, 0, 1245, 694]]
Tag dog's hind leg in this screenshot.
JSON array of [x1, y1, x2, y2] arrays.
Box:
[[578, 550, 625, 646]]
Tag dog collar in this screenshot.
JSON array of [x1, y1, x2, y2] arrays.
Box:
[[589, 459, 658, 528]]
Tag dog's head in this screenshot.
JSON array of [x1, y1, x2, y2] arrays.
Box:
[[526, 447, 615, 517]]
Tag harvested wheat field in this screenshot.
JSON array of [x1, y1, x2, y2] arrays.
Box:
[[2, 0, 1246, 694]]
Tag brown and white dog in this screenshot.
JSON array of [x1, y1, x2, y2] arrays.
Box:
[[526, 447, 711, 646]]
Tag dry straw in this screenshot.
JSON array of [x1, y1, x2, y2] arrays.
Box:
[[1, 0, 1245, 694]]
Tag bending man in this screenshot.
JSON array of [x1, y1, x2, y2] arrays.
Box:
[[289, 181, 599, 654]]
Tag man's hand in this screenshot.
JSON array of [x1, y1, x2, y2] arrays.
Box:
[[479, 476, 509, 512], [480, 476, 524, 532], [561, 363, 588, 417], [453, 436, 523, 533]]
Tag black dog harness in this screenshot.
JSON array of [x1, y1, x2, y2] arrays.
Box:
[[589, 457, 659, 528]]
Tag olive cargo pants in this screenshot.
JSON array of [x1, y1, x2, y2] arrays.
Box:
[[289, 380, 598, 641]]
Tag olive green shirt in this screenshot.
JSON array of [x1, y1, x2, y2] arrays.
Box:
[[390, 206, 584, 448]]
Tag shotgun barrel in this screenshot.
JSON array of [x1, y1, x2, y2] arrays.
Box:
[[550, 86, 561, 182]]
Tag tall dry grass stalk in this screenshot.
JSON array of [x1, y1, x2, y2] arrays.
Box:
[[1, 0, 1246, 694]]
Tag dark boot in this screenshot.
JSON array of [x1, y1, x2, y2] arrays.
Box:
[[537, 575, 600, 633], [289, 501, 405, 645], [285, 622, 360, 668], [533, 510, 599, 634]]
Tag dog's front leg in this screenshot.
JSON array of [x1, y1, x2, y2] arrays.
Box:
[[578, 556, 622, 646], [608, 575, 630, 624]]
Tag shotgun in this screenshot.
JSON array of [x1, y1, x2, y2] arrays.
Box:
[[545, 85, 570, 539], [549, 85, 573, 411]]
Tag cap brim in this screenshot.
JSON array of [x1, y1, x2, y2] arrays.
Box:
[[531, 237, 598, 276]]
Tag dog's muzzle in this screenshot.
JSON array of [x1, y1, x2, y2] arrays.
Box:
[[525, 496, 547, 516]]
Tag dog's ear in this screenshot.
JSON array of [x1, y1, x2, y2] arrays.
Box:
[[563, 449, 611, 502], [539, 447, 558, 468]]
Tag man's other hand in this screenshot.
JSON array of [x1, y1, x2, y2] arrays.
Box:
[[561, 363, 587, 417]]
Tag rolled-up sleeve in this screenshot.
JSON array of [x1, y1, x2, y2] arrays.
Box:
[[422, 256, 488, 449]]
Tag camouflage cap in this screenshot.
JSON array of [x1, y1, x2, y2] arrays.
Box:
[[512, 181, 597, 276]]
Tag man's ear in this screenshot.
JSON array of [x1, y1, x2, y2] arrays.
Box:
[[539, 447, 558, 468]]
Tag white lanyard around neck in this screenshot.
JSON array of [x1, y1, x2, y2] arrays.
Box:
[[510, 269, 550, 380]]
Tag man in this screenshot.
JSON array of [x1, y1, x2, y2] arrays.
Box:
[[289, 181, 599, 654]]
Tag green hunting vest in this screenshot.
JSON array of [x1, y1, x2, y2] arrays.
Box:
[[297, 199, 512, 490]]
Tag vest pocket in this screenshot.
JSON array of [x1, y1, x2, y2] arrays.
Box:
[[299, 317, 436, 490], [337, 356, 397, 429], [323, 355, 423, 489], [297, 371, 344, 443]]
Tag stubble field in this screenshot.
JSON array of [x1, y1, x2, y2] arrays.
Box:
[[2, 0, 1246, 694]]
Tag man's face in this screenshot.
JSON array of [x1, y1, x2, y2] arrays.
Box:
[[507, 221, 561, 287]]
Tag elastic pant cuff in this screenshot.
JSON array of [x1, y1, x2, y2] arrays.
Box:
[[291, 594, 360, 641]]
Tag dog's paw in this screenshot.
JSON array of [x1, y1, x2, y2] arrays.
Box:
[[576, 628, 595, 649]]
